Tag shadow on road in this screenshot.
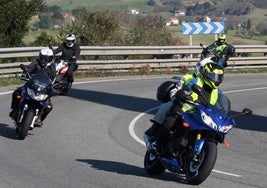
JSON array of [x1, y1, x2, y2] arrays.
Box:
[[0, 123, 18, 139], [76, 159, 187, 184], [66, 88, 160, 114], [233, 113, 267, 132], [66, 88, 267, 133]]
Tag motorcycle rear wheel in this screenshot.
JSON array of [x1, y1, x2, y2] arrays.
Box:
[[17, 111, 35, 140], [60, 82, 72, 95], [144, 150, 165, 175], [186, 141, 217, 185]]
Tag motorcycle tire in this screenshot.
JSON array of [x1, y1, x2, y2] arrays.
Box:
[[156, 81, 176, 103], [186, 141, 217, 185], [59, 82, 72, 95], [17, 110, 35, 140], [144, 150, 165, 175]]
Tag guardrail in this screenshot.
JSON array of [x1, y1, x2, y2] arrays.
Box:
[[0, 45, 266, 76]]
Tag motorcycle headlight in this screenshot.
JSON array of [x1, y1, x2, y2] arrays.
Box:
[[27, 88, 48, 101], [201, 111, 217, 130], [219, 125, 233, 133]]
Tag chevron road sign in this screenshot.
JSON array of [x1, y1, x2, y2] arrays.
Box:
[[182, 22, 225, 35]]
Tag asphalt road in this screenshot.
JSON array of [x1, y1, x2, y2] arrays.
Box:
[[0, 74, 266, 188]]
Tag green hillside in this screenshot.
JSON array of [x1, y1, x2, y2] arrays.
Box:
[[45, 0, 153, 12], [34, 1, 267, 46]]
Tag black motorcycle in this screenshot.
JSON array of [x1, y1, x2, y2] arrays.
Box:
[[13, 64, 55, 140]]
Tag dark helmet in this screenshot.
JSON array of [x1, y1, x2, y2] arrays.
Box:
[[218, 34, 226, 45], [65, 34, 76, 47], [39, 48, 54, 67], [202, 62, 224, 89]]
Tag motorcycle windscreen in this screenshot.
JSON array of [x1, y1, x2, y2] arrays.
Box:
[[30, 73, 52, 93]]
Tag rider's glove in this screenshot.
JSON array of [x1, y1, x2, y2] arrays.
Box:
[[174, 85, 192, 103], [169, 77, 185, 101]]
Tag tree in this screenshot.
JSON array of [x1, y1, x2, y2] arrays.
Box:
[[66, 9, 124, 46], [0, 0, 43, 47], [126, 14, 176, 46], [30, 31, 56, 47], [38, 14, 53, 29]]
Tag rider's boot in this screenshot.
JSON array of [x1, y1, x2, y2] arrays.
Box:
[[144, 121, 161, 150], [9, 108, 15, 119], [151, 125, 169, 154], [34, 117, 43, 127]]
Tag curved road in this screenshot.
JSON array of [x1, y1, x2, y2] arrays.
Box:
[[0, 74, 266, 188]]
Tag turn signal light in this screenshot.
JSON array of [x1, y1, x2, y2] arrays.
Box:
[[223, 140, 230, 147], [183, 122, 189, 128]]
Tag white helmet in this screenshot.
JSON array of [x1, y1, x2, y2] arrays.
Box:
[[194, 57, 214, 77], [39, 48, 54, 67], [65, 34, 76, 47]]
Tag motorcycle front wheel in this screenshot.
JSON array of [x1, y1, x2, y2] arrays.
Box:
[[186, 141, 217, 185], [144, 150, 165, 175], [17, 110, 35, 140]]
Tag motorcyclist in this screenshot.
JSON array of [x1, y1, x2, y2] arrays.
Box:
[[9, 48, 56, 127], [53, 34, 81, 82], [146, 58, 215, 136], [144, 62, 224, 152]]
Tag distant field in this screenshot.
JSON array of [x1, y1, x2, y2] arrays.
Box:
[[45, 0, 153, 12]]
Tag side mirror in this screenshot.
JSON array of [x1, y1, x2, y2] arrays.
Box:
[[19, 64, 31, 80], [242, 108, 252, 116], [20, 64, 27, 71]]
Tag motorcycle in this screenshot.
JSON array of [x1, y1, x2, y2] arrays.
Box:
[[13, 64, 55, 140], [144, 84, 252, 185], [52, 59, 73, 95]]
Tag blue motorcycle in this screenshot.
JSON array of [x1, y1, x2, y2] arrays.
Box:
[[144, 84, 252, 185]]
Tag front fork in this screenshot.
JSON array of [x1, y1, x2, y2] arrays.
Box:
[[192, 133, 205, 161], [17, 104, 39, 129]]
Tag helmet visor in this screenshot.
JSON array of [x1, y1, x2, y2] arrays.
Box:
[[40, 55, 53, 63], [66, 39, 75, 46]]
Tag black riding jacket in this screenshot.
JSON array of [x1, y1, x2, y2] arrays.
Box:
[[53, 43, 81, 63], [26, 59, 56, 80]]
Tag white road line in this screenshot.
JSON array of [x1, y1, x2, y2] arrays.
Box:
[[212, 170, 242, 177], [0, 91, 13, 96]]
